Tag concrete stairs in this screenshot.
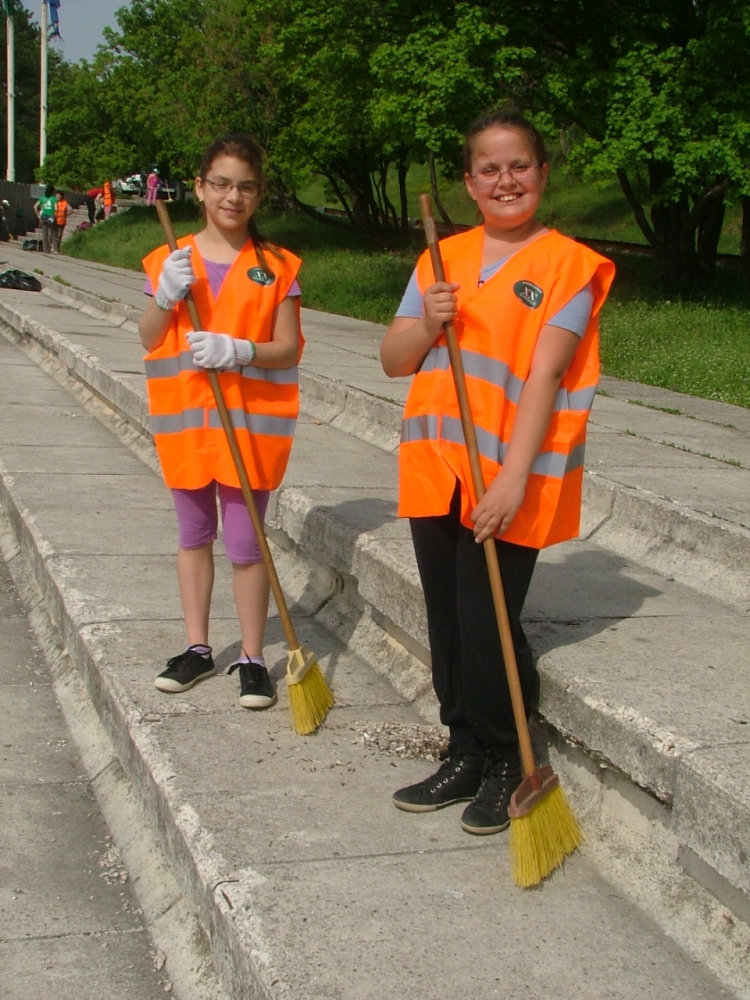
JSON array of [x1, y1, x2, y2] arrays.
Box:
[[0, 243, 747, 998]]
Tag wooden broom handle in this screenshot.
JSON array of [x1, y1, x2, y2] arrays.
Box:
[[155, 201, 300, 651], [419, 194, 537, 780]]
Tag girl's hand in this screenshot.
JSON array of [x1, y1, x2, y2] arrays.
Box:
[[156, 247, 196, 309], [423, 281, 460, 338], [186, 330, 237, 369], [471, 469, 527, 543]]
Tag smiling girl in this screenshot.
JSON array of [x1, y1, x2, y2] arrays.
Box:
[[139, 134, 302, 710], [380, 110, 614, 835]]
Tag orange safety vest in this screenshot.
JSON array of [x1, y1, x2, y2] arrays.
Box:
[[398, 227, 615, 548], [103, 182, 113, 206], [54, 198, 68, 226], [142, 235, 303, 491]]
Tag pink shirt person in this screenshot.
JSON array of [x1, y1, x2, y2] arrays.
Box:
[[146, 171, 159, 206]]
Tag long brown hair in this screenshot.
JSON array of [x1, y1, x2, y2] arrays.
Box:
[[198, 134, 283, 269]]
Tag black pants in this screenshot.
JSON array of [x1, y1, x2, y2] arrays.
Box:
[[84, 195, 96, 225], [410, 482, 539, 752]]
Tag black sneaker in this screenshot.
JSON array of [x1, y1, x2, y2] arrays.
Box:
[[392, 745, 484, 813], [155, 646, 216, 693], [228, 660, 277, 709], [461, 748, 522, 835]]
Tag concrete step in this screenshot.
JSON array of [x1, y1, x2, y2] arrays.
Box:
[[0, 299, 745, 1000], [0, 251, 748, 995]]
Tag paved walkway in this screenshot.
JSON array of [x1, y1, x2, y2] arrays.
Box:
[[0, 239, 748, 999], [0, 550, 178, 1000]]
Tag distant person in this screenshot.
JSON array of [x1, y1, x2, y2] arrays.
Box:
[[34, 184, 58, 253], [52, 190, 70, 252], [103, 179, 115, 218], [85, 186, 103, 225], [0, 199, 11, 242], [146, 168, 159, 206]]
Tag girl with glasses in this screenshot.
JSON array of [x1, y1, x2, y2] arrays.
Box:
[[139, 134, 303, 711], [380, 110, 615, 835]]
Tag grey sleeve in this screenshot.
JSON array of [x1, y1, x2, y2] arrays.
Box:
[[394, 269, 424, 318], [547, 282, 594, 337]]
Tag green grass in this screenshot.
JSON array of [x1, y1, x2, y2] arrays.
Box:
[[600, 295, 750, 407], [62, 182, 750, 408], [63, 201, 201, 271]]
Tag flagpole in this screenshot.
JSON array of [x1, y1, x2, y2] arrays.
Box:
[[39, 0, 47, 168], [6, 3, 15, 181]]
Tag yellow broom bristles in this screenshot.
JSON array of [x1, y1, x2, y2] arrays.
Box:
[[509, 783, 584, 887], [287, 660, 334, 735]]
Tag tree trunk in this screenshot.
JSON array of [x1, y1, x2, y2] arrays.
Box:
[[291, 196, 354, 230], [428, 151, 454, 231], [741, 196, 750, 281], [617, 169, 658, 247], [324, 172, 358, 228], [397, 155, 408, 230], [695, 196, 725, 284], [648, 163, 694, 294]]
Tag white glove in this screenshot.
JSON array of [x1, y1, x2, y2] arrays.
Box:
[[155, 247, 196, 310], [186, 331, 237, 369]]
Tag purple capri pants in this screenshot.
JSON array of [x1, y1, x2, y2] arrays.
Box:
[[171, 481, 270, 565]]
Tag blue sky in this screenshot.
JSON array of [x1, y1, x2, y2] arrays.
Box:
[[38, 0, 125, 63]]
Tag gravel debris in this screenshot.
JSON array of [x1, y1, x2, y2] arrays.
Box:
[[350, 721, 448, 761], [98, 843, 129, 885]]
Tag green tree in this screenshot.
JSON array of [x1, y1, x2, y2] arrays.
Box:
[[368, 3, 533, 226], [101, 0, 210, 174], [512, 0, 750, 291], [43, 52, 144, 186], [266, 0, 530, 231]]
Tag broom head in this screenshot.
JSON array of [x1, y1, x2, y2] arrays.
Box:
[[286, 645, 334, 735], [508, 765, 584, 887]]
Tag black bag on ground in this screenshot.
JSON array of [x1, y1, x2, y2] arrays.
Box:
[[21, 235, 43, 251], [0, 269, 43, 291]]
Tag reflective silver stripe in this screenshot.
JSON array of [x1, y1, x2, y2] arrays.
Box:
[[401, 414, 440, 444], [151, 408, 205, 434], [238, 364, 298, 385], [208, 409, 297, 437], [418, 345, 449, 374], [419, 346, 594, 413], [400, 413, 585, 480], [530, 443, 585, 477], [461, 352, 525, 406], [145, 351, 298, 385], [152, 408, 296, 438], [145, 353, 195, 378], [555, 384, 597, 412]]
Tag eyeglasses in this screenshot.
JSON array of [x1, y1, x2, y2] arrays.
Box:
[[202, 177, 262, 199], [470, 163, 538, 186]]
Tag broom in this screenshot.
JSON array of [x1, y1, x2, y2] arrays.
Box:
[[156, 201, 334, 734], [419, 194, 583, 886]]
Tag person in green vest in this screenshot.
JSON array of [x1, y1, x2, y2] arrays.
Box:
[[34, 184, 58, 254]]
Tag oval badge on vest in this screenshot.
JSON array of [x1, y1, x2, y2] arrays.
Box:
[[513, 280, 544, 309], [247, 266, 275, 286]]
